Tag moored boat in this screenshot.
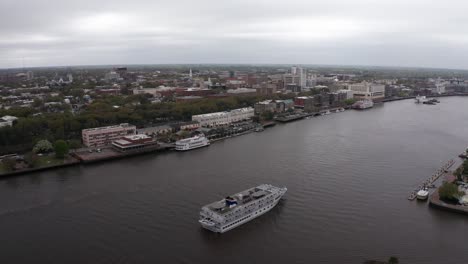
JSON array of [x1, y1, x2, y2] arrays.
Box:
[[352, 100, 374, 110], [416, 188, 429, 200], [175, 133, 210, 151]]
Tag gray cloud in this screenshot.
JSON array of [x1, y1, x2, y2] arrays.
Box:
[[1, 0, 468, 68]]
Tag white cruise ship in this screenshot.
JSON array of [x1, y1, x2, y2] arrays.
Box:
[[415, 95, 427, 103], [175, 134, 210, 151], [352, 99, 374, 110], [199, 184, 287, 233]]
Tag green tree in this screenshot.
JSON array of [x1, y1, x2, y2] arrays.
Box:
[[24, 152, 39, 168], [68, 139, 82, 150], [388, 256, 399, 264], [439, 182, 463, 203], [54, 140, 69, 159], [344, 98, 357, 105], [33, 140, 53, 154], [2, 158, 16, 172]]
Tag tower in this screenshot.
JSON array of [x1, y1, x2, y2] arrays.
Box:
[[189, 68, 193, 79]]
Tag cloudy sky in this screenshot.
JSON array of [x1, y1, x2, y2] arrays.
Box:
[[1, 0, 468, 69]]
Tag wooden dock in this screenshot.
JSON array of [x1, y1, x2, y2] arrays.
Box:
[[407, 159, 455, 201]]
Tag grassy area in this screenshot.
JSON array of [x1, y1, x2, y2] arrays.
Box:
[[36, 156, 64, 167]]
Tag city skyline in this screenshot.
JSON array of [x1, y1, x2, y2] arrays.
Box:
[[2, 0, 468, 69]]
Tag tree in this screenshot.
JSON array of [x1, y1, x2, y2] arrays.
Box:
[[33, 140, 53, 154], [388, 256, 399, 264], [24, 152, 39, 168], [68, 139, 82, 150], [439, 182, 463, 203], [54, 140, 69, 159], [1, 158, 16, 172], [344, 98, 357, 105]]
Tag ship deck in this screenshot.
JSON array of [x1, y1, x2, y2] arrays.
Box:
[[204, 186, 272, 215]]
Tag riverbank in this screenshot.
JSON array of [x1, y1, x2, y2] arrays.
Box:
[[2, 94, 467, 178], [428, 160, 468, 215], [429, 189, 468, 215]]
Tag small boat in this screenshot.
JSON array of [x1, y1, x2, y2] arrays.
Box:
[[335, 109, 340, 113], [254, 127, 264, 132], [416, 188, 429, 200], [324, 110, 331, 115], [339, 108, 345, 112]]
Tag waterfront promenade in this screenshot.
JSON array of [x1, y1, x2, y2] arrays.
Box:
[[407, 159, 455, 201]]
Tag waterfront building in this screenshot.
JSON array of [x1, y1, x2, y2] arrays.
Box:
[[138, 125, 174, 137], [337, 89, 354, 99], [254, 100, 277, 114], [112, 134, 158, 152], [178, 121, 201, 131], [255, 100, 294, 114], [82, 123, 136, 147], [294, 96, 314, 108], [348, 82, 385, 101], [192, 107, 254, 127]]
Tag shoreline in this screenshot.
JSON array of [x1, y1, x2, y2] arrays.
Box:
[[429, 190, 468, 215], [1, 93, 467, 178]]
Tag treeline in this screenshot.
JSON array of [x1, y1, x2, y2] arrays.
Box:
[[0, 94, 289, 155]]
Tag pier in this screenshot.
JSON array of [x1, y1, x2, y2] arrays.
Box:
[[407, 159, 455, 201]]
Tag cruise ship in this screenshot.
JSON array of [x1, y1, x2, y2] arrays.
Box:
[[175, 134, 210, 151], [352, 100, 374, 110], [199, 184, 287, 233], [415, 95, 427, 103]]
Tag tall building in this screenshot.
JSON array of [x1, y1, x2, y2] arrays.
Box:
[[67, 73, 73, 83], [347, 82, 385, 101], [283, 66, 306, 91], [26, 71, 34, 80], [189, 68, 193, 79], [82, 123, 136, 147]]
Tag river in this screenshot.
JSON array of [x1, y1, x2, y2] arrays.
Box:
[[1, 97, 467, 264]]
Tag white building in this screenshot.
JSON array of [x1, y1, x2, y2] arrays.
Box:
[[434, 78, 447, 94], [192, 107, 254, 127], [0, 115, 18, 128], [337, 89, 354, 99], [347, 82, 385, 100], [283, 66, 306, 91]]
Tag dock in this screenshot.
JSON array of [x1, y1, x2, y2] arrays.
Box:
[[407, 159, 455, 201]]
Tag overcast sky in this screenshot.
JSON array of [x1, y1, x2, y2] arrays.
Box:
[[1, 0, 468, 69]]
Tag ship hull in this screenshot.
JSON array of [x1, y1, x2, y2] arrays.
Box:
[[175, 142, 210, 151]]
